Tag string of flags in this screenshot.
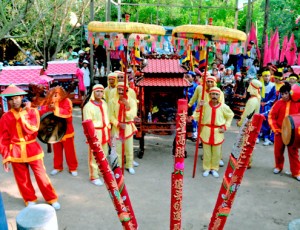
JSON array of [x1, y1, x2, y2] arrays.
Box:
[[87, 32, 245, 55]]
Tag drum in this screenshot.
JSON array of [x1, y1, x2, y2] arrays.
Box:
[[38, 112, 67, 144], [281, 114, 300, 148]]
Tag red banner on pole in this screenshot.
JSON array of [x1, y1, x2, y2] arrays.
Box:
[[170, 99, 188, 230]]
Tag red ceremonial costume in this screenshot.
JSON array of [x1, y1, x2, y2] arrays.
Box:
[[0, 85, 58, 206], [52, 98, 78, 172], [40, 86, 78, 173], [268, 99, 300, 177]]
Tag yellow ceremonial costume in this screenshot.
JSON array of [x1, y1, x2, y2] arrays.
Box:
[[104, 72, 118, 104], [109, 87, 137, 102], [109, 83, 137, 169], [194, 87, 234, 171], [83, 84, 110, 181], [188, 76, 225, 107], [237, 79, 262, 126]]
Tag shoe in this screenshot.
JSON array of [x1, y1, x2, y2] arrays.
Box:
[[273, 168, 281, 174], [256, 138, 260, 144], [91, 179, 103, 186], [263, 138, 273, 146], [51, 202, 61, 210], [202, 170, 210, 177], [191, 138, 197, 142], [50, 169, 61, 176], [211, 170, 219, 178], [285, 171, 292, 175], [70, 171, 78, 177], [27, 201, 36, 207], [296, 176, 300, 181], [219, 159, 224, 167], [133, 161, 139, 167], [128, 168, 135, 175], [198, 143, 203, 148]]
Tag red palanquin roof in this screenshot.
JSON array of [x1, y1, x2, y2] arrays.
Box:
[[46, 60, 78, 75], [0, 66, 44, 86], [136, 77, 190, 87], [142, 59, 186, 73]]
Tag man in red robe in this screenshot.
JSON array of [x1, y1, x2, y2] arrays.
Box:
[[0, 84, 60, 209], [268, 83, 300, 181]]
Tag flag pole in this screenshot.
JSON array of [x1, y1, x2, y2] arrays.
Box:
[[192, 45, 209, 178]]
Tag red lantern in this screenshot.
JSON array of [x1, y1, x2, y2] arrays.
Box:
[[125, 14, 130, 22]]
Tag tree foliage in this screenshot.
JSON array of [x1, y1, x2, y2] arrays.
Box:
[[2, 0, 300, 62]]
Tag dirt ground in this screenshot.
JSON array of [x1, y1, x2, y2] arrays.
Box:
[[1, 107, 300, 230]]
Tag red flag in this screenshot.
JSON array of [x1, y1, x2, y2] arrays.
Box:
[[279, 36, 288, 63], [297, 53, 300, 65], [263, 34, 271, 67], [286, 33, 297, 66], [270, 28, 280, 63], [248, 24, 261, 60]]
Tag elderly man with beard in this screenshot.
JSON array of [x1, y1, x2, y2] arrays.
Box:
[[193, 87, 234, 178]]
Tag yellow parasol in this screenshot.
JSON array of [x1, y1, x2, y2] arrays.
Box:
[[88, 21, 165, 36], [172, 24, 246, 178], [172, 24, 247, 42], [87, 21, 165, 175]]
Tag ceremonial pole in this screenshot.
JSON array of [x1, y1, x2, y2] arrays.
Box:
[[82, 120, 136, 230], [170, 99, 188, 229], [192, 46, 209, 178], [209, 114, 264, 230], [110, 137, 138, 229]]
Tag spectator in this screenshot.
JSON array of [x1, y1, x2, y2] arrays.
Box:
[[95, 45, 107, 76], [81, 60, 91, 94], [110, 49, 121, 71]]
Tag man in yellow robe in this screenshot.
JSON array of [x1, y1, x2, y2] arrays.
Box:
[[104, 72, 118, 104], [237, 79, 262, 127], [189, 75, 225, 166], [188, 75, 225, 107], [109, 82, 138, 174], [83, 84, 110, 186], [109, 71, 137, 102], [193, 87, 234, 178]]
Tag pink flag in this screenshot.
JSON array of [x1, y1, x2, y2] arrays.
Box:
[[270, 28, 280, 63], [297, 53, 300, 65], [286, 33, 297, 65], [248, 24, 261, 60], [263, 34, 271, 67], [279, 36, 288, 63]]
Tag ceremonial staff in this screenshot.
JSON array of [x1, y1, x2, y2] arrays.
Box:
[[82, 120, 136, 230], [110, 136, 138, 229], [170, 99, 188, 230], [209, 113, 264, 230]]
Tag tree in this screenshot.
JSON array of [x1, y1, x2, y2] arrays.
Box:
[[0, 0, 34, 39]]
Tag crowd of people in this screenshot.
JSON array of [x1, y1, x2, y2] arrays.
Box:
[[1, 39, 300, 214], [183, 50, 300, 181], [0, 63, 140, 211]]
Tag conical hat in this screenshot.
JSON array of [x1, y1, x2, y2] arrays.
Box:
[[0, 84, 27, 97]]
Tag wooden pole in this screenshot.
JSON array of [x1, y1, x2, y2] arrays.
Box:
[[197, 0, 202, 24], [234, 0, 239, 29], [192, 46, 209, 178], [261, 0, 270, 66], [90, 0, 95, 85]]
